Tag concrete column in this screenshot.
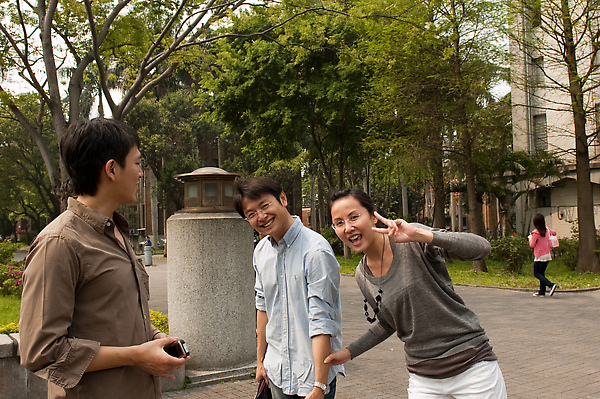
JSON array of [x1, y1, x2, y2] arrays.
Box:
[[166, 212, 255, 371]]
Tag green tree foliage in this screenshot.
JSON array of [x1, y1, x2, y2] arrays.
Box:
[[0, 0, 327, 209], [0, 94, 60, 235], [355, 0, 507, 269], [200, 4, 369, 190], [125, 91, 223, 212], [359, 0, 450, 226]]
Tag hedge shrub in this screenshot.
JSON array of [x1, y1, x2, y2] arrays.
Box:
[[321, 226, 343, 256], [490, 236, 531, 274], [0, 322, 18, 334], [0, 240, 21, 265], [150, 310, 169, 335]]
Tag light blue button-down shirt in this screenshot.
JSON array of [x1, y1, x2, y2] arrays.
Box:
[[254, 217, 344, 396]]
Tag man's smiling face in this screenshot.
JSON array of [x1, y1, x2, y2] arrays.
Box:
[[242, 192, 293, 242]]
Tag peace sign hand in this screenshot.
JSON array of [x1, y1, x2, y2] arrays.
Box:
[[372, 211, 433, 244]]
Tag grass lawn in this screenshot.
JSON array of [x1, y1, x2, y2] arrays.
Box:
[[336, 253, 600, 290], [0, 295, 20, 326]]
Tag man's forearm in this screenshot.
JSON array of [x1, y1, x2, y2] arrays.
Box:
[[256, 310, 268, 362], [86, 346, 136, 372], [312, 334, 332, 387]]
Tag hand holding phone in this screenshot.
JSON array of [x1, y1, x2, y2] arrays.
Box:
[[163, 339, 190, 358]]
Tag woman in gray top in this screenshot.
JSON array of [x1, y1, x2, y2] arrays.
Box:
[[325, 189, 506, 398]]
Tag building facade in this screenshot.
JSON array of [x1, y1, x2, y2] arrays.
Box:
[[509, 1, 600, 237]]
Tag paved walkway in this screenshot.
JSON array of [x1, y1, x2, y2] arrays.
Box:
[[145, 255, 600, 398]]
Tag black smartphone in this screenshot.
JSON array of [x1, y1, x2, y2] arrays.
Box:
[[163, 339, 190, 358]]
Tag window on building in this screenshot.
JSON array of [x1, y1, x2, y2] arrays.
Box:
[[525, 0, 542, 28], [531, 57, 544, 88], [594, 103, 600, 145], [533, 113, 548, 152], [537, 188, 551, 208]]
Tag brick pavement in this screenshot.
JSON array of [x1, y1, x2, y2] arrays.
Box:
[[148, 258, 600, 399]]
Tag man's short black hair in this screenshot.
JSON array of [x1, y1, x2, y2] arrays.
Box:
[[233, 177, 283, 218], [60, 118, 140, 196]]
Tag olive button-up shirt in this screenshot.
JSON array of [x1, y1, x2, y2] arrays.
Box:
[[19, 198, 160, 398]]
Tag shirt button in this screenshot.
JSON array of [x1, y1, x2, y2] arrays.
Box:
[[106, 222, 111, 227]]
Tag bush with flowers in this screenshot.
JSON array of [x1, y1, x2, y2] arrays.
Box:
[[0, 322, 18, 334], [0, 262, 24, 297], [0, 239, 24, 298]]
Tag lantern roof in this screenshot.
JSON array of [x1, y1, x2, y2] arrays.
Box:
[[174, 167, 239, 182]]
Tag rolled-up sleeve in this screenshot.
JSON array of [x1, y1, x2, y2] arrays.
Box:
[[19, 236, 100, 389], [254, 255, 267, 312], [306, 249, 341, 338]]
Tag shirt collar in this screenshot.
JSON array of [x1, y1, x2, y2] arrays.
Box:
[[269, 216, 302, 247], [67, 197, 129, 236]]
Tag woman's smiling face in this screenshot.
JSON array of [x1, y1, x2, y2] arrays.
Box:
[[331, 196, 377, 253]]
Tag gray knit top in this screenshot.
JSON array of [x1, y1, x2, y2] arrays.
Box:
[[346, 224, 497, 378]]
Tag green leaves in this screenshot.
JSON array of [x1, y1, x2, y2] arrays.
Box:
[[202, 4, 369, 188]]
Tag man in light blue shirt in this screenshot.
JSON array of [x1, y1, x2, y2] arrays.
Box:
[[234, 177, 344, 399]]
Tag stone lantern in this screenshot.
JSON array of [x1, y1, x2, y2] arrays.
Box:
[[174, 167, 238, 212], [166, 167, 255, 386]]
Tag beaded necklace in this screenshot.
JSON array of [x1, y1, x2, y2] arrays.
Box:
[[364, 235, 386, 323]]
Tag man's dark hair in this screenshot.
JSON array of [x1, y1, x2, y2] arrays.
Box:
[[60, 118, 140, 196], [330, 188, 376, 216], [233, 177, 283, 218]]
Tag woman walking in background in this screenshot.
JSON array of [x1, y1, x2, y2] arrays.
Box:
[[529, 214, 558, 297]]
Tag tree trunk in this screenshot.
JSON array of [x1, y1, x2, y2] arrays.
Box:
[[448, 0, 487, 272], [465, 154, 488, 272], [310, 173, 317, 231], [430, 151, 446, 229], [489, 196, 499, 239], [401, 177, 409, 220], [561, 0, 600, 272], [574, 134, 599, 272]]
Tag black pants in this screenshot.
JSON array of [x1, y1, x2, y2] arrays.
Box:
[[533, 261, 554, 295]]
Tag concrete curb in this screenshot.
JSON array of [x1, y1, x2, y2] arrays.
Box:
[[343, 273, 600, 293], [454, 283, 600, 293]]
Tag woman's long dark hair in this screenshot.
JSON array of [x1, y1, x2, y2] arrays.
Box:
[[533, 214, 547, 237]]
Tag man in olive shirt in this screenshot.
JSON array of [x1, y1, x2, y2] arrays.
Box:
[[19, 118, 187, 398]]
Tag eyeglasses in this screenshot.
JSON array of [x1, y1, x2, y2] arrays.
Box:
[[245, 199, 276, 221], [331, 213, 362, 229]]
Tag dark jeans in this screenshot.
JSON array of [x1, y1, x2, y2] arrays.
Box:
[[269, 377, 337, 399], [533, 261, 554, 295]]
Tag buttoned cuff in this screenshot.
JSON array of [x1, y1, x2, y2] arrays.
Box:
[[38, 338, 100, 389]]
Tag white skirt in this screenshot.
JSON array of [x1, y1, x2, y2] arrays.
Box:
[[534, 252, 552, 262]]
